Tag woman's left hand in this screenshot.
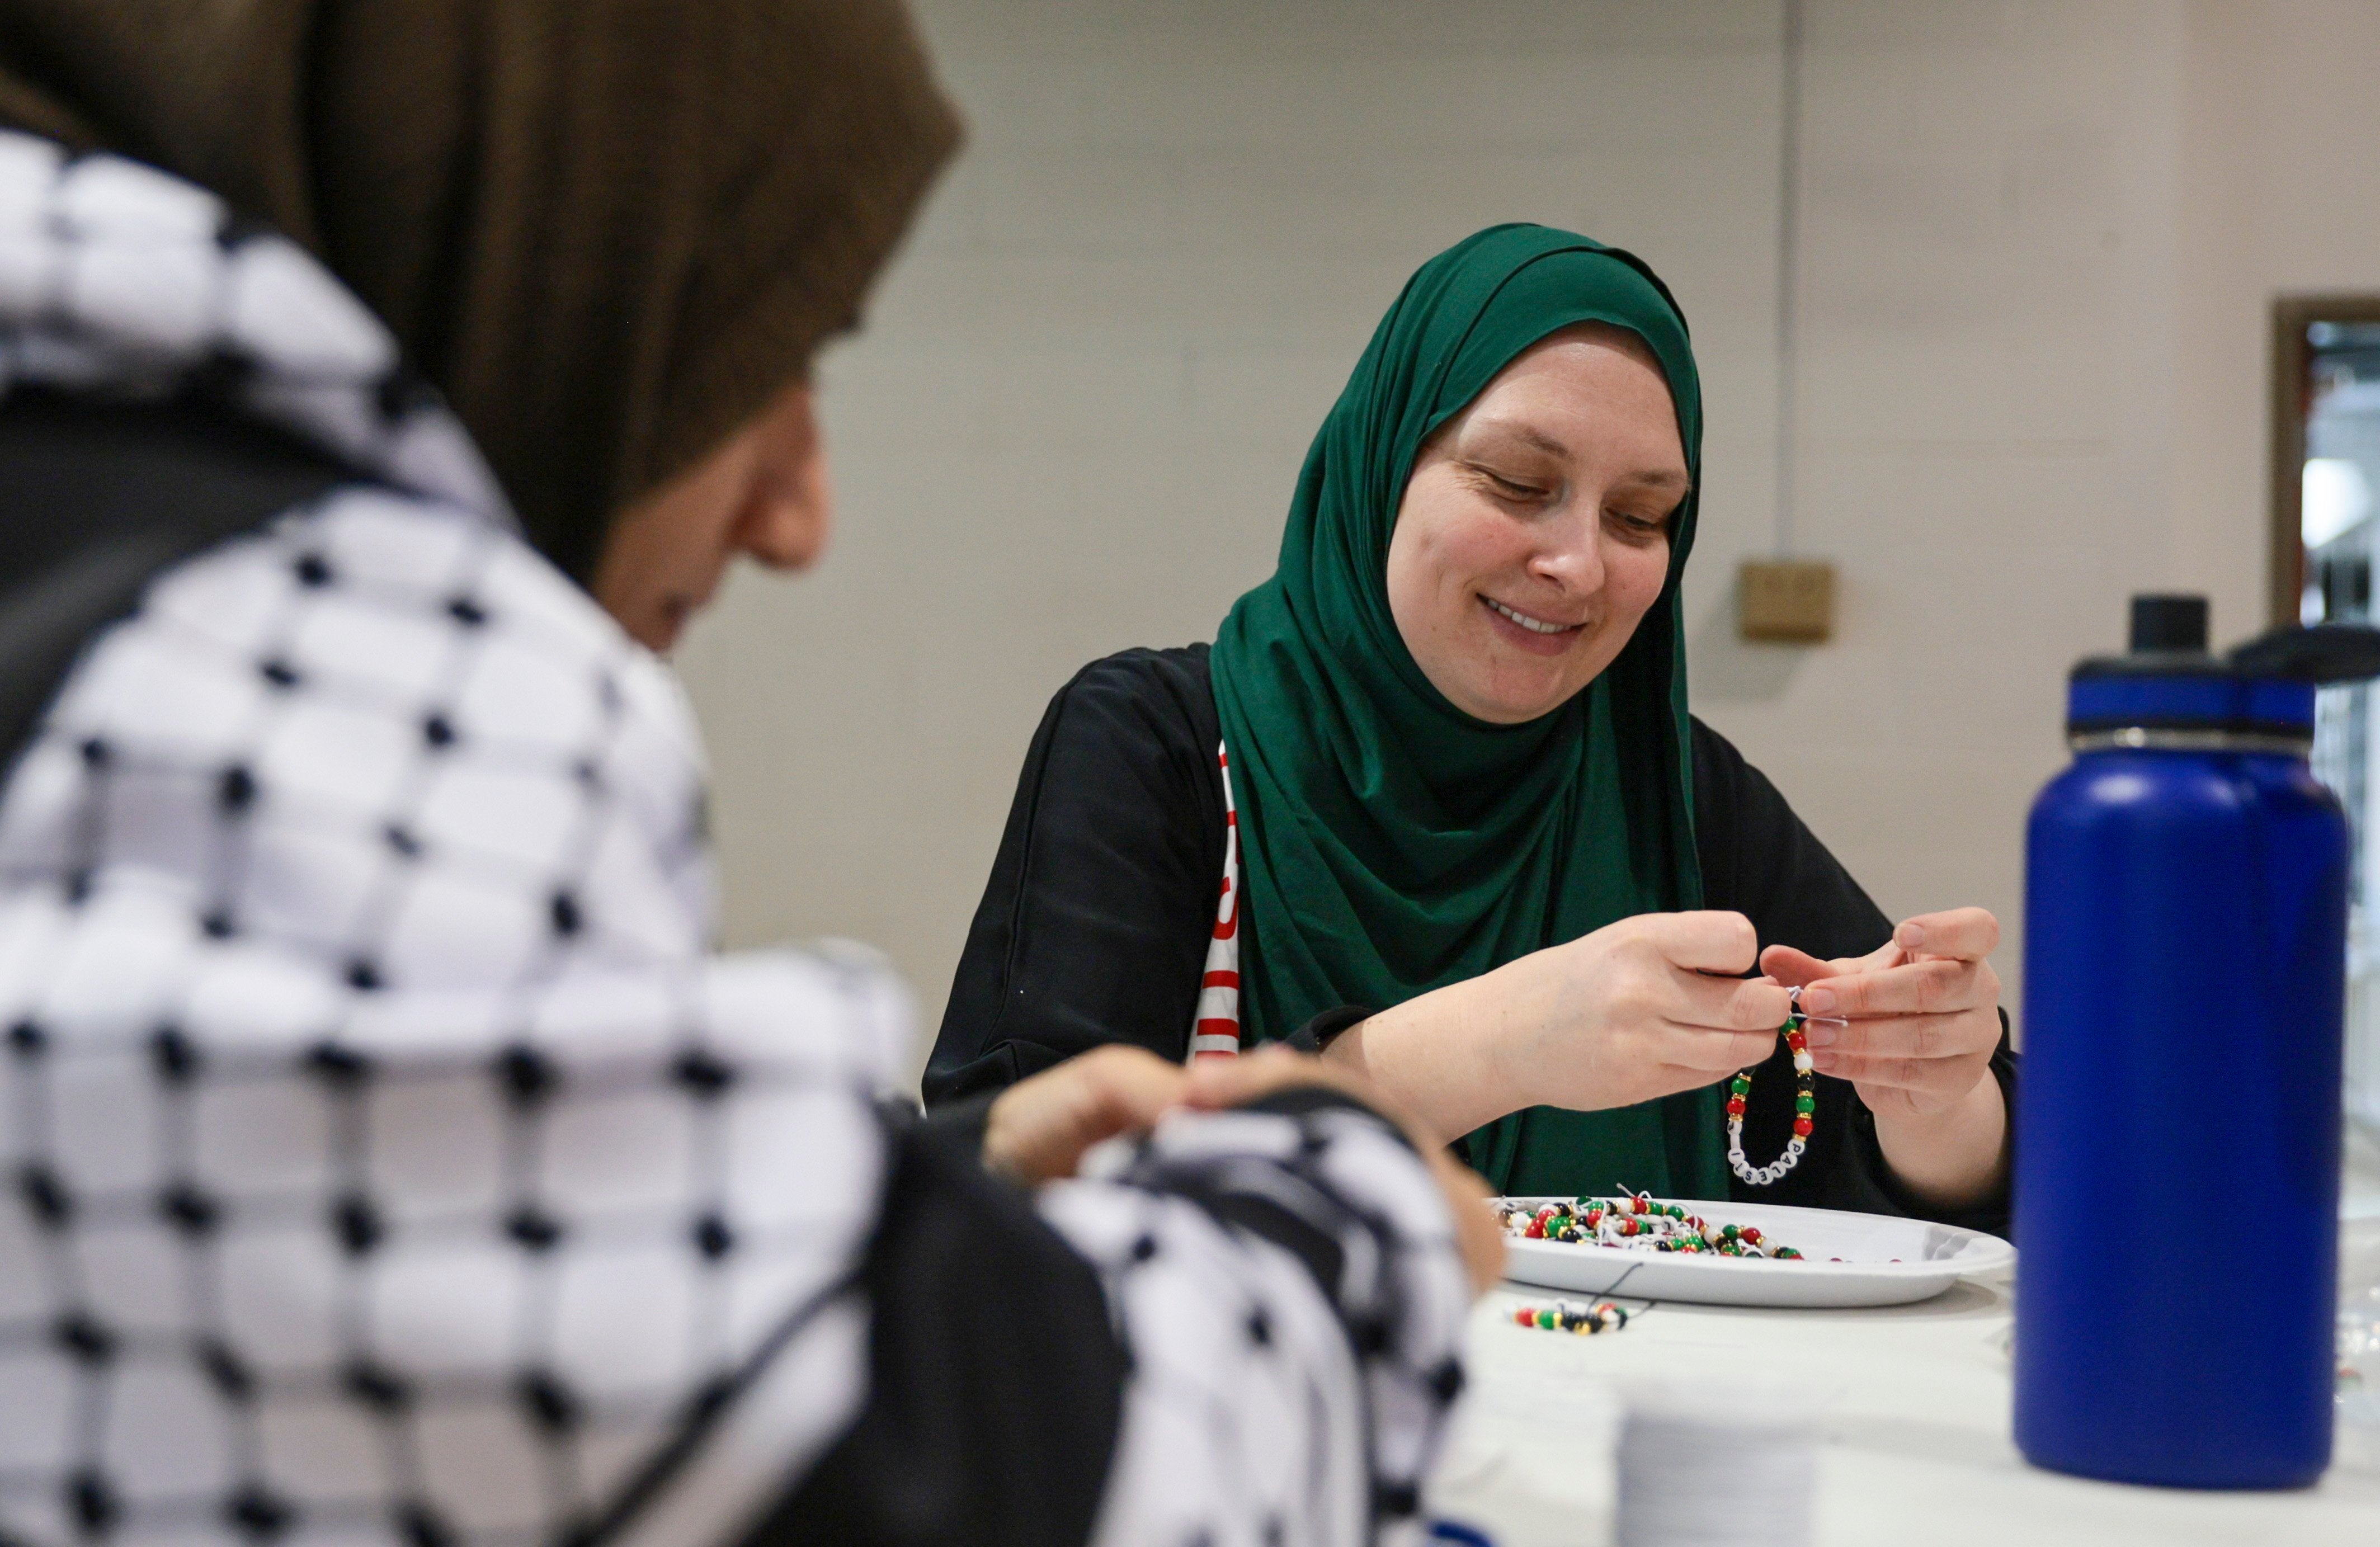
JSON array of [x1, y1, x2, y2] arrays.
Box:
[[1757, 907, 2002, 1120]]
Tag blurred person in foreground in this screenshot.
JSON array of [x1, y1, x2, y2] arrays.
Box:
[[0, 4, 1496, 1546]]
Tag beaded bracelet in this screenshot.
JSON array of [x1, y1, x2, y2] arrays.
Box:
[[1510, 1298, 1629, 1335], [1726, 985, 1818, 1187]]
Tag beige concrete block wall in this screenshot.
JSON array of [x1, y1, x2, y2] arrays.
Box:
[[675, 0, 2365, 1081]]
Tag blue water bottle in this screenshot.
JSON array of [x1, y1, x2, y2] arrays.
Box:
[[2016, 595, 2380, 1487]]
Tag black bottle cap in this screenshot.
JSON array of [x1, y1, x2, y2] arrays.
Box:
[[2128, 594, 2208, 653]]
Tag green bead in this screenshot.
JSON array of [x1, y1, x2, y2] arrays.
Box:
[[1721, 1223, 1739, 1238], [1794, 1094, 1815, 1114], [1536, 1308, 1557, 1329]]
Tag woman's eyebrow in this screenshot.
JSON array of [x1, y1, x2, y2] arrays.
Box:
[[1473, 421, 1573, 461]]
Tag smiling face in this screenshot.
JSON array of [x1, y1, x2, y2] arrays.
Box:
[[1383, 323, 1688, 724]]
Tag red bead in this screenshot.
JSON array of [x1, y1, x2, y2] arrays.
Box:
[[1741, 1227, 1761, 1244], [1633, 1196, 1649, 1214], [1524, 1219, 1544, 1238], [1725, 1097, 1746, 1116], [1792, 1116, 1814, 1136], [1514, 1307, 1535, 1327], [1622, 1218, 1639, 1235]]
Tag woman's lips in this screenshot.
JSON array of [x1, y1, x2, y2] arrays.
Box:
[[1479, 593, 1583, 657]]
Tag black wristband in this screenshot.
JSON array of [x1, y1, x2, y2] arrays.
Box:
[[1282, 1004, 1373, 1054]]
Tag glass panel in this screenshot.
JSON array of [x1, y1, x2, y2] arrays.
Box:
[[2302, 325, 2380, 1137]]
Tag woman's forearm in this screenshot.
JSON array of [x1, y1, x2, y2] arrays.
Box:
[[1869, 1072, 2009, 1210], [1320, 974, 1527, 1145]]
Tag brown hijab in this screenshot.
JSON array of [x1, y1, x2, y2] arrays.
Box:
[[0, 0, 962, 580]]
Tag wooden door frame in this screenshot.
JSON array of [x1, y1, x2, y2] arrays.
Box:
[[2271, 295, 2380, 627]]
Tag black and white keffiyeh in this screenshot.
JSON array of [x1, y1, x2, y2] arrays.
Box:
[[0, 131, 1470, 1547]]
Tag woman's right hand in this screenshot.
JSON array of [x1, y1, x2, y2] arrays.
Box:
[[1332, 910, 1791, 1143]]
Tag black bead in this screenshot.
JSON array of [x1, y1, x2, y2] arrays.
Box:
[[199, 1338, 255, 1403], [217, 765, 257, 813], [343, 1360, 411, 1414], [515, 1368, 581, 1433], [343, 958, 384, 992], [395, 1503, 454, 1547], [495, 1044, 559, 1109], [151, 1024, 200, 1083], [6, 1020, 44, 1059], [446, 596, 487, 628], [1130, 1233, 1159, 1263], [292, 553, 333, 588], [692, 1213, 734, 1261], [1245, 1307, 1271, 1346], [331, 1193, 384, 1256], [420, 714, 456, 749], [306, 1041, 372, 1087], [258, 659, 300, 690], [224, 1482, 295, 1540], [505, 1206, 564, 1253], [77, 737, 110, 770], [54, 1312, 116, 1364], [670, 1048, 736, 1099], [159, 1181, 222, 1236], [18, 1163, 70, 1229], [67, 1470, 117, 1534], [201, 907, 238, 940], [383, 823, 422, 859], [548, 891, 582, 938]]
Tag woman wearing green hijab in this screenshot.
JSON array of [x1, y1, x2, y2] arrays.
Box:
[[929, 226, 2014, 1221]]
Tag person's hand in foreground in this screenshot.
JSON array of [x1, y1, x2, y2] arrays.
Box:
[[984, 1043, 1506, 1293], [1185, 1046, 1506, 1294], [983, 1043, 1194, 1187], [1760, 906, 2009, 1206]]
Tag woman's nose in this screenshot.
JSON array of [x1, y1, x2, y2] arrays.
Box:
[[1528, 511, 1606, 593], [740, 466, 833, 572]]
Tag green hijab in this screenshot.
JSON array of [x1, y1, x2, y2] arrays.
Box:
[[1209, 224, 1725, 1200]]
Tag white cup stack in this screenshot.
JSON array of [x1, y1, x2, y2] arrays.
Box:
[[1614, 1389, 1814, 1547]]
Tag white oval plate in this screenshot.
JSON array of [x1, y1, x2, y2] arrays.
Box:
[[1493, 1196, 2014, 1309]]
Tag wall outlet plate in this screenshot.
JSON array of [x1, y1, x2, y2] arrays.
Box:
[[1738, 559, 1835, 643]]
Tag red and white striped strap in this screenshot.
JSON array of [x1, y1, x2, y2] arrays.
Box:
[[1188, 741, 1242, 1060]]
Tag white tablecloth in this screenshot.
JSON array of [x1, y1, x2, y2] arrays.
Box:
[[1429, 1263, 2380, 1545]]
